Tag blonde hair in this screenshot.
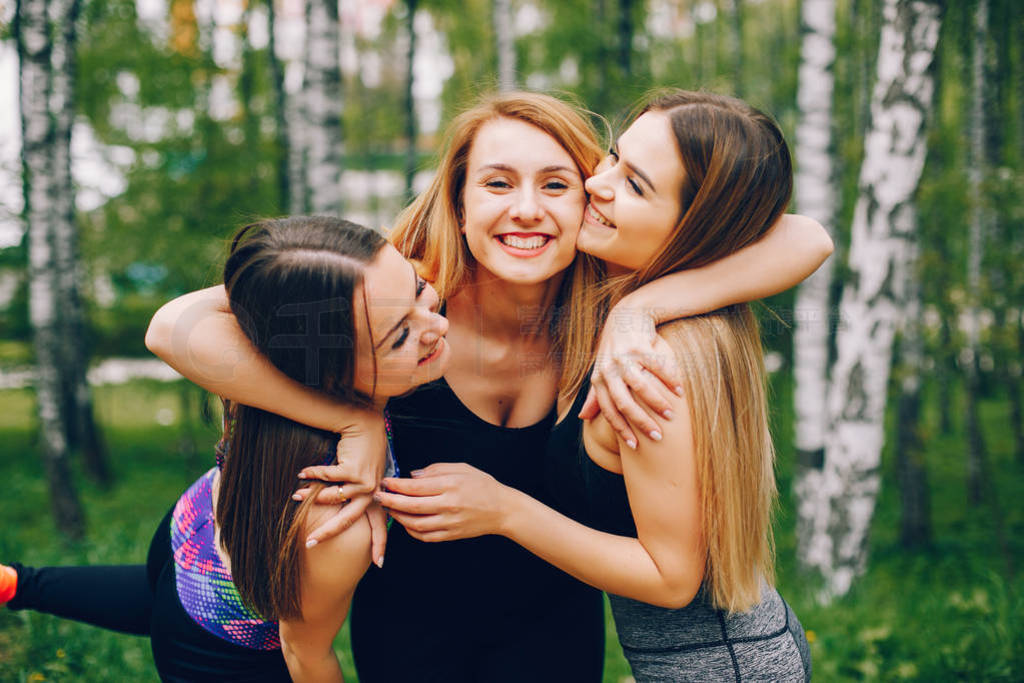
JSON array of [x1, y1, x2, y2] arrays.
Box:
[[389, 91, 607, 382], [660, 305, 775, 613]]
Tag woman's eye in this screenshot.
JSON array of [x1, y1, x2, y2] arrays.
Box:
[[415, 276, 427, 297], [485, 179, 512, 189], [544, 180, 569, 191], [392, 326, 410, 350], [626, 177, 643, 195]]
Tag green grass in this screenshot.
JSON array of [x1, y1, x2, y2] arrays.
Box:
[[1, 378, 1021, 681]]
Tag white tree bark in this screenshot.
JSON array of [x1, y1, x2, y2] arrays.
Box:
[[815, 0, 941, 599], [17, 0, 86, 538], [964, 0, 988, 504], [303, 0, 343, 215], [493, 0, 515, 90], [791, 0, 839, 573]]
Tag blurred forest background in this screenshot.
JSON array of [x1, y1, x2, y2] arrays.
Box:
[[1, 0, 1022, 680]]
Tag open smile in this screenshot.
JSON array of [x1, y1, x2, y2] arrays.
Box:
[[418, 338, 446, 365], [494, 232, 554, 257], [585, 203, 615, 229]]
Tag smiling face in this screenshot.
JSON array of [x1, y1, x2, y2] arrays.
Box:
[[352, 245, 450, 398], [460, 117, 586, 286], [577, 111, 687, 272]]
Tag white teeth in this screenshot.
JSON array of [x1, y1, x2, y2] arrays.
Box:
[[498, 234, 549, 249], [587, 204, 614, 228]]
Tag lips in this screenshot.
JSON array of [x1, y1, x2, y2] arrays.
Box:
[[418, 338, 445, 365], [585, 203, 615, 229], [496, 233, 553, 250]]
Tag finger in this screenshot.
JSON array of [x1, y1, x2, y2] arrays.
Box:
[[381, 476, 450, 496], [408, 462, 467, 477], [593, 379, 637, 449], [292, 486, 312, 502], [620, 366, 674, 421], [305, 495, 371, 547], [375, 490, 446, 515], [314, 485, 349, 505], [647, 336, 685, 395], [367, 506, 387, 568], [298, 464, 349, 483], [386, 511, 446, 535], [577, 387, 600, 420], [605, 372, 661, 441]]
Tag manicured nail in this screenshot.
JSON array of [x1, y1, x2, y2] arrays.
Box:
[[662, 409, 673, 420], [305, 539, 318, 549], [674, 386, 685, 396], [297, 472, 308, 479], [626, 438, 637, 449], [650, 430, 662, 441], [374, 555, 385, 569], [410, 469, 424, 477], [292, 493, 302, 501]]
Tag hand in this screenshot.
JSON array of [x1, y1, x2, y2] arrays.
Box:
[[292, 411, 387, 546], [374, 463, 508, 542], [579, 304, 683, 447]]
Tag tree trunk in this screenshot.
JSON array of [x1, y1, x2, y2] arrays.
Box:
[[1013, 312, 1024, 463], [493, 0, 515, 91], [814, 0, 941, 599], [617, 0, 633, 81], [17, 0, 87, 539], [404, 0, 418, 204], [267, 0, 290, 211], [791, 0, 839, 574], [893, 247, 931, 549], [964, 0, 988, 506], [303, 0, 342, 215]]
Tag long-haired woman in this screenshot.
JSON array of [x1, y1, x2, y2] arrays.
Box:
[[140, 91, 830, 681], [2, 216, 450, 682]]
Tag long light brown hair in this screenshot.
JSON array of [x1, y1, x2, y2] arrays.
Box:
[[596, 90, 792, 612], [389, 91, 606, 383], [217, 216, 386, 619]]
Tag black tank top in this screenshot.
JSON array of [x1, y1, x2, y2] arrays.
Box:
[[352, 377, 599, 640], [544, 377, 637, 537]]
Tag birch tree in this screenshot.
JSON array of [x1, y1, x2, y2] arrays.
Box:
[[303, 0, 343, 215], [16, 0, 88, 538], [267, 0, 291, 211], [964, 0, 989, 504], [813, 0, 941, 598], [493, 0, 515, 90], [791, 0, 839, 572]]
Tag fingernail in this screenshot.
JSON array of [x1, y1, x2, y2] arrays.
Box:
[[374, 554, 385, 569], [626, 438, 637, 449], [305, 539, 318, 549], [297, 472, 308, 479], [662, 409, 673, 420], [675, 386, 685, 397], [650, 430, 662, 441], [292, 493, 302, 501], [410, 469, 424, 477]]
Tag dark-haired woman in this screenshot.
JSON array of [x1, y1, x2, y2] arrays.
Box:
[[378, 91, 816, 681], [1, 216, 450, 682]]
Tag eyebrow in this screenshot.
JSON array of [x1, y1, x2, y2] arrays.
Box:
[[373, 262, 418, 350], [613, 141, 657, 193], [478, 163, 576, 175]]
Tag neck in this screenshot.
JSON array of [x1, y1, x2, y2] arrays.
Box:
[[448, 267, 565, 343]]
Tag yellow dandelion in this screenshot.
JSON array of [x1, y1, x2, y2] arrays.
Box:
[[56, 648, 66, 658], [806, 629, 817, 643]]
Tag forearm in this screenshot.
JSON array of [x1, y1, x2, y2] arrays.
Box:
[[145, 286, 361, 433], [500, 487, 700, 608], [619, 213, 834, 321]]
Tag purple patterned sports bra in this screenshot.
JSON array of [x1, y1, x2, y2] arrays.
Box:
[[171, 467, 281, 650]]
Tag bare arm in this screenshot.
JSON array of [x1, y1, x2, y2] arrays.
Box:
[[146, 286, 388, 561], [585, 213, 834, 443], [377, 380, 704, 607], [278, 512, 372, 683]]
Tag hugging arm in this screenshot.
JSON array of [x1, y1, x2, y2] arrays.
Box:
[[586, 213, 833, 444], [377, 381, 704, 607], [145, 286, 387, 560]]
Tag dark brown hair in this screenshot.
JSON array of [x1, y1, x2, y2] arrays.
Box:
[[216, 216, 386, 619]]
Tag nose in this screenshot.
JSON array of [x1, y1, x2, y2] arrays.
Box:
[[509, 188, 543, 223], [419, 310, 448, 347], [584, 168, 613, 200]]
